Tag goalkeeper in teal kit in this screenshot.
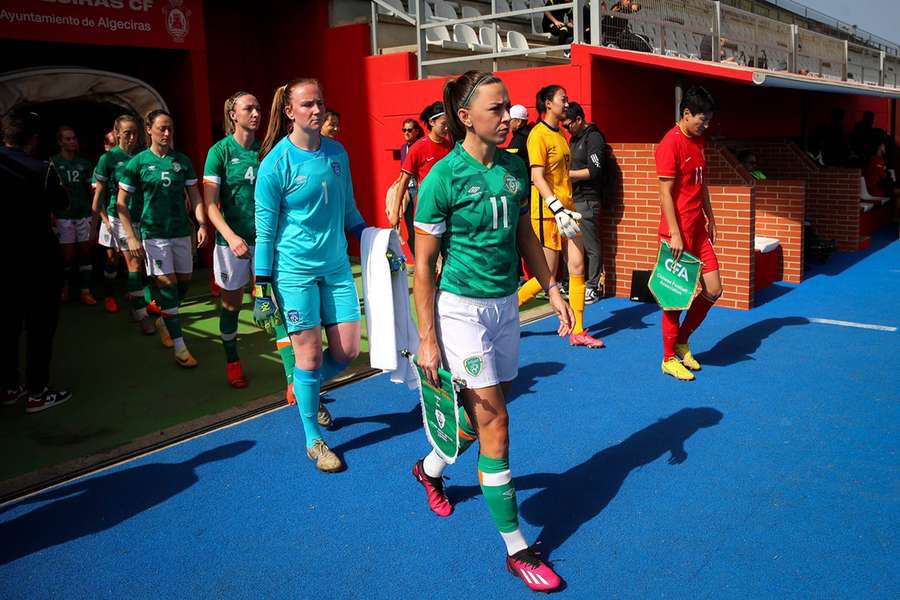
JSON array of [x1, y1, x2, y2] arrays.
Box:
[[253, 78, 367, 473]]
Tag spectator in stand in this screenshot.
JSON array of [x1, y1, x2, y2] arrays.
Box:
[[320, 108, 340, 139], [396, 118, 424, 257], [1, 108, 72, 413], [563, 101, 607, 305], [864, 132, 899, 201], [601, 0, 651, 53], [505, 104, 531, 169], [542, 0, 575, 45], [737, 150, 766, 180]]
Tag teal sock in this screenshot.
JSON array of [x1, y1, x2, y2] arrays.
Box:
[[158, 284, 182, 339], [478, 454, 519, 534], [320, 348, 349, 383], [103, 260, 117, 298], [177, 280, 190, 303], [458, 407, 477, 455], [273, 322, 295, 386], [294, 367, 323, 448], [127, 271, 145, 311], [220, 306, 240, 362]]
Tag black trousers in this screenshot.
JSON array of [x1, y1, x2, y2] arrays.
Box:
[[403, 190, 416, 258], [574, 198, 603, 291], [4, 257, 63, 394]]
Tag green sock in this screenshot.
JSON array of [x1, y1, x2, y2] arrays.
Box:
[[220, 306, 240, 363], [273, 322, 296, 386], [158, 284, 182, 340], [127, 271, 145, 311], [458, 407, 477, 455], [478, 454, 519, 533], [177, 280, 190, 303], [144, 283, 153, 305]]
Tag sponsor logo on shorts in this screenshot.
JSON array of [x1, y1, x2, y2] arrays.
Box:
[[118, 237, 128, 247], [463, 355, 483, 377], [286, 310, 301, 325], [331, 162, 341, 176], [434, 408, 446, 429], [220, 272, 229, 283], [504, 173, 519, 194], [155, 259, 163, 268], [502, 488, 516, 499]]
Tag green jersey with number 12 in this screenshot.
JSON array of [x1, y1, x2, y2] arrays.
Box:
[[51, 154, 93, 219], [203, 135, 260, 246], [119, 149, 197, 239], [414, 143, 528, 298]]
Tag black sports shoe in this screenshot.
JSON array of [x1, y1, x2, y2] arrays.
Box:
[[4, 384, 26, 405], [25, 387, 72, 414]]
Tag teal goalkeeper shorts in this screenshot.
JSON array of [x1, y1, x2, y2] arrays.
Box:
[[273, 265, 361, 333]]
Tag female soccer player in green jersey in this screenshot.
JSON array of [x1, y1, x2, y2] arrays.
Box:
[[411, 71, 573, 592], [203, 91, 300, 398], [117, 109, 209, 368], [93, 114, 156, 334]]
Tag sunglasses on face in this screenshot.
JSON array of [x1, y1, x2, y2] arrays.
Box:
[[402, 128, 415, 133]]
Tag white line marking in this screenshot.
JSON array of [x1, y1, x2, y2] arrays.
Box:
[[809, 318, 897, 332]]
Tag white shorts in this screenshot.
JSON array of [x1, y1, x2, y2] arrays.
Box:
[[99, 218, 140, 250], [435, 290, 519, 389], [213, 243, 255, 290], [143, 237, 193, 276], [56, 217, 92, 244]]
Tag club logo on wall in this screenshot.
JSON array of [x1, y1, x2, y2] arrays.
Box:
[[164, 0, 191, 44]]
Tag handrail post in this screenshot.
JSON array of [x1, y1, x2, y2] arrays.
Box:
[[713, 1, 722, 63], [841, 40, 848, 81], [879, 50, 885, 86], [573, 0, 583, 45], [491, 0, 499, 72], [416, 0, 425, 80], [789, 24, 798, 73], [590, 0, 600, 46], [371, 1, 379, 56]]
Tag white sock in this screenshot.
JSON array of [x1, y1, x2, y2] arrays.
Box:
[[501, 528, 529, 555], [173, 337, 187, 352], [422, 450, 448, 479]]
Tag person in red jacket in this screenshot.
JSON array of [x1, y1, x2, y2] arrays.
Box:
[[655, 86, 722, 381]]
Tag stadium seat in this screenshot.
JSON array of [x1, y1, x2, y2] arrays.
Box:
[[426, 23, 468, 49], [378, 0, 409, 18], [480, 25, 505, 50], [528, 0, 552, 38], [507, 30, 529, 50], [494, 0, 511, 13], [510, 0, 529, 22], [461, 6, 481, 20], [860, 176, 890, 206], [433, 1, 457, 20], [454, 23, 492, 51], [754, 236, 781, 290]]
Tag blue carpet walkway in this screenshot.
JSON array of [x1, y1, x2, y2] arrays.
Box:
[[1, 233, 898, 599]]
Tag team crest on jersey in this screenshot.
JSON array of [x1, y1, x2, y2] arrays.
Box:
[[434, 407, 446, 429], [148, 165, 157, 171], [116, 161, 124, 167], [503, 173, 519, 194], [294, 175, 307, 187], [463, 355, 483, 377], [331, 162, 341, 177], [172, 162, 182, 173], [287, 310, 300, 325]]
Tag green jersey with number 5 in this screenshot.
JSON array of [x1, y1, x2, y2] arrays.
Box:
[[119, 149, 198, 239], [203, 135, 260, 246], [414, 143, 528, 298], [51, 154, 93, 219]]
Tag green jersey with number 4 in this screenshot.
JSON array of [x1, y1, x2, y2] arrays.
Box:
[[203, 135, 260, 246], [119, 149, 198, 239], [94, 146, 143, 220], [414, 143, 528, 298], [51, 154, 93, 219]]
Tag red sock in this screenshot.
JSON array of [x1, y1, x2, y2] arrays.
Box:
[[677, 295, 715, 345], [662, 310, 681, 360]]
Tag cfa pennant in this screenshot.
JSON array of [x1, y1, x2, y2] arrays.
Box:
[[665, 258, 690, 281]]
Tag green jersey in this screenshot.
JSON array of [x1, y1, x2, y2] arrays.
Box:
[[414, 143, 528, 298], [203, 135, 260, 246], [119, 149, 197, 239], [51, 153, 93, 219], [94, 146, 143, 220]]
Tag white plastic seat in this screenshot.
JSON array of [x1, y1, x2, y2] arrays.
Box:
[[378, 0, 408, 17], [529, 0, 552, 38], [494, 0, 511, 13], [754, 237, 781, 254], [507, 30, 529, 50], [454, 23, 492, 51], [480, 25, 505, 50], [426, 23, 468, 49], [461, 6, 480, 19], [433, 1, 457, 20]]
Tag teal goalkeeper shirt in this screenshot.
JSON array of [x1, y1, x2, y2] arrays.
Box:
[[254, 136, 365, 278]]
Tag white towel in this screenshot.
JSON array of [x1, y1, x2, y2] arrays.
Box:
[[360, 227, 419, 388]]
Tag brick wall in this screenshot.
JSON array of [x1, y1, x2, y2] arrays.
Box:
[[602, 143, 755, 310], [754, 180, 806, 283], [726, 139, 862, 250]]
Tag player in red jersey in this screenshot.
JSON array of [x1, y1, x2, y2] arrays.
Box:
[[655, 86, 722, 381]]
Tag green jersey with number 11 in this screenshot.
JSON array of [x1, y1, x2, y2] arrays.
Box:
[[119, 149, 198, 239], [203, 135, 260, 246], [414, 143, 528, 298]]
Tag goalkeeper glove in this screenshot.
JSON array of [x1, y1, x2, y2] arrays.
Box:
[[545, 195, 582, 238], [252, 279, 281, 333]]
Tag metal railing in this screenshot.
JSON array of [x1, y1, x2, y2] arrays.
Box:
[[369, 0, 899, 89]]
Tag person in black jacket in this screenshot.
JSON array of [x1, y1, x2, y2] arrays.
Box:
[[563, 102, 607, 305], [1, 108, 72, 412], [504, 104, 531, 170]]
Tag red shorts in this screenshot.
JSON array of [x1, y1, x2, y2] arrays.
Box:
[[660, 227, 719, 274]]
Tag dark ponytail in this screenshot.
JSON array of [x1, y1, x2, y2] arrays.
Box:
[[259, 78, 321, 161], [536, 84, 563, 115], [443, 70, 502, 143], [419, 101, 445, 132]]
